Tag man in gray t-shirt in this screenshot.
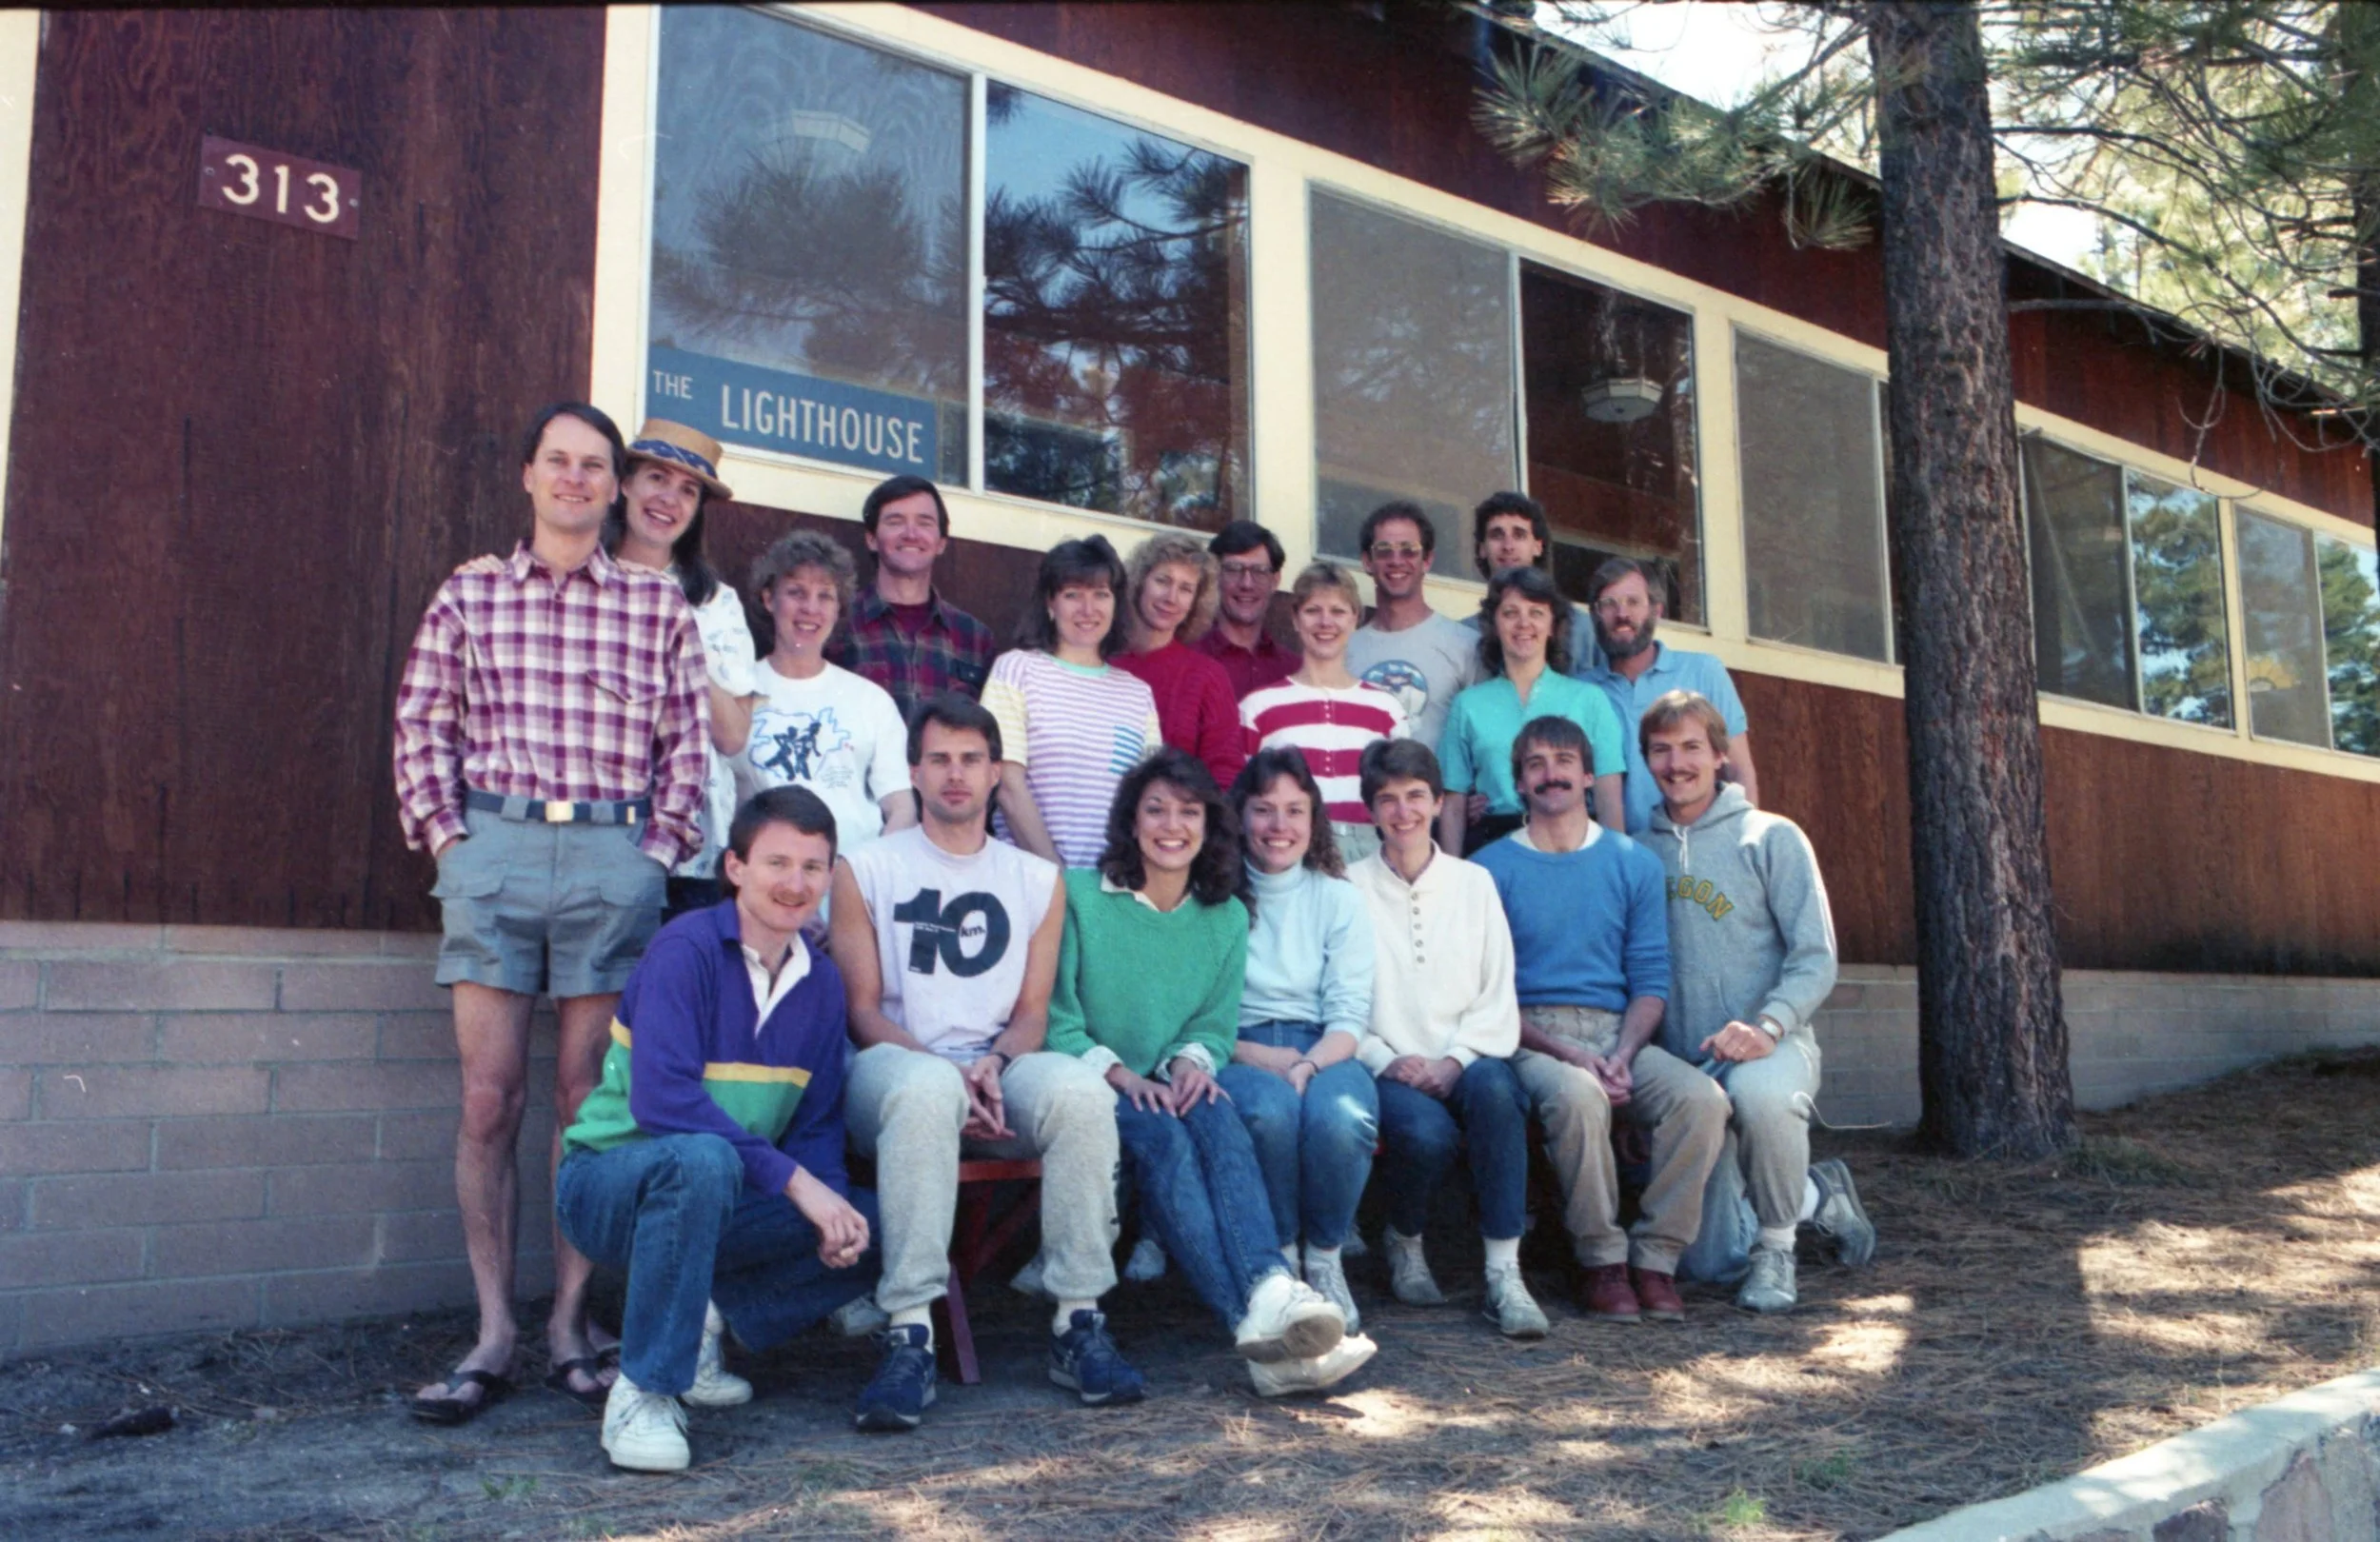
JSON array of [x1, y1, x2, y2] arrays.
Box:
[[827, 697, 1141, 1427], [1344, 501, 1484, 750]]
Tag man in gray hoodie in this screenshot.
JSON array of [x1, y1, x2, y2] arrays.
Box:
[[1637, 690, 1874, 1313]]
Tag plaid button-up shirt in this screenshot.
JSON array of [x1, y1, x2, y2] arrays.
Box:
[[392, 543, 711, 865], [825, 585, 998, 722]]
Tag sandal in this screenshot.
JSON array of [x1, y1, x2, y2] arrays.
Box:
[[544, 1355, 612, 1410], [411, 1368, 513, 1426]]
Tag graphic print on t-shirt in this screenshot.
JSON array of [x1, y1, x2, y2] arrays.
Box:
[[751, 707, 854, 787], [1359, 660, 1430, 727], [891, 887, 1012, 979]]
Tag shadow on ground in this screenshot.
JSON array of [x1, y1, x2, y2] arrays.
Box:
[[3, 1051, 2376, 1541]]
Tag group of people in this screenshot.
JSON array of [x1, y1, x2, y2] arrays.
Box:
[[391, 405, 1875, 1473]]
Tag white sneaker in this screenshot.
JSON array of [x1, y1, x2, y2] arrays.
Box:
[[601, 1372, 689, 1473], [683, 1302, 752, 1408], [1302, 1244, 1361, 1335], [830, 1295, 890, 1338], [1123, 1236, 1168, 1282], [1482, 1260, 1551, 1339], [1249, 1333, 1378, 1397], [1735, 1245, 1798, 1314], [1385, 1230, 1446, 1307], [1234, 1272, 1344, 1364]]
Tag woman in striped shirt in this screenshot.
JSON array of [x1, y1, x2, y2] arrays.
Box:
[[1239, 563, 1409, 865], [983, 536, 1162, 869]]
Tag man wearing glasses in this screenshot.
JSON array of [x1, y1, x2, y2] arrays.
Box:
[[1195, 521, 1299, 699], [1344, 502, 1483, 751]]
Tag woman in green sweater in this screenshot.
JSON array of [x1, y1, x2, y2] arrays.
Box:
[[1048, 747, 1375, 1396]]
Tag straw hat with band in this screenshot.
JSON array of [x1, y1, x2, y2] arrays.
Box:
[[625, 419, 734, 503]]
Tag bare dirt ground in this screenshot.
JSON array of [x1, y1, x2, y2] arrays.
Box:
[[5, 1050, 2378, 1542]]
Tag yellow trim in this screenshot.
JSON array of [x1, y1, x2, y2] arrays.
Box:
[[702, 1061, 814, 1087], [585, 1, 2380, 788], [0, 11, 39, 561]]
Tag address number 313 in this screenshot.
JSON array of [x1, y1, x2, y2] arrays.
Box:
[[196, 134, 362, 241]]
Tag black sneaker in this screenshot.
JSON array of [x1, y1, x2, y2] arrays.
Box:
[[853, 1323, 936, 1433], [1048, 1309, 1147, 1406]]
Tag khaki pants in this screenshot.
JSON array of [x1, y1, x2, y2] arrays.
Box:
[[1512, 1005, 1729, 1274], [846, 1043, 1120, 1315]]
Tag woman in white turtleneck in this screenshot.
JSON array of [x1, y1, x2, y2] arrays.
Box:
[[1214, 747, 1379, 1334]]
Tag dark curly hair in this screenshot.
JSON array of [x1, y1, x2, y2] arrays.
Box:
[[1476, 563, 1575, 677], [1096, 747, 1251, 914], [1229, 747, 1344, 881]]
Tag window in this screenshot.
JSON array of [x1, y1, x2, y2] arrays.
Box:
[[2021, 439, 2133, 709], [983, 86, 1248, 526], [1735, 332, 1887, 660], [649, 9, 969, 481], [647, 12, 1250, 529], [2235, 509, 2330, 746], [2319, 536, 2380, 756], [1522, 265, 1701, 623], [2127, 473, 2231, 728], [1310, 191, 1517, 576]]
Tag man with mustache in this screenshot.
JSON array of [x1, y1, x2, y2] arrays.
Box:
[[1471, 716, 1728, 1325], [1580, 558, 1759, 835]]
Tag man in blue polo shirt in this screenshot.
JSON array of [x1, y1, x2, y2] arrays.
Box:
[[1581, 558, 1759, 834], [1472, 716, 1727, 1327]]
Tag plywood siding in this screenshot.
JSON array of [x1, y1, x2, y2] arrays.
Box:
[[0, 10, 607, 930]]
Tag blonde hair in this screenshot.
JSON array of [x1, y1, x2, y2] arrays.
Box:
[[1636, 689, 1731, 761], [1125, 533, 1220, 641], [1289, 560, 1362, 613]]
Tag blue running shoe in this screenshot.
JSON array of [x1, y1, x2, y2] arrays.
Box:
[[853, 1323, 936, 1433], [1048, 1309, 1146, 1406]]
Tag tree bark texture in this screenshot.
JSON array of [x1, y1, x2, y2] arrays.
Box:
[[1868, 2, 2074, 1157]]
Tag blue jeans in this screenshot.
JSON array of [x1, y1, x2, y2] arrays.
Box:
[[1216, 1021, 1378, 1251], [557, 1134, 881, 1395], [1373, 1057, 1531, 1241], [1113, 1090, 1290, 1332]]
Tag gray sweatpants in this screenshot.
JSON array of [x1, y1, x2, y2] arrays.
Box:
[[1677, 1027, 1822, 1281], [1512, 1004, 1730, 1275], [845, 1043, 1120, 1315]]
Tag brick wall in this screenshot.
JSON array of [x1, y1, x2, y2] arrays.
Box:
[[4, 926, 2378, 1356], [0, 922, 555, 1356]]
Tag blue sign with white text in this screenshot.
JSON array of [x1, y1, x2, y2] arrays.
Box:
[[645, 346, 938, 477]]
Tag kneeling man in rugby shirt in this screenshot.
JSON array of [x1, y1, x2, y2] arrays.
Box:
[[557, 786, 880, 1473]]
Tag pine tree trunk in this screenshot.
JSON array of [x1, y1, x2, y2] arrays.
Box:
[[1868, 2, 2074, 1158]]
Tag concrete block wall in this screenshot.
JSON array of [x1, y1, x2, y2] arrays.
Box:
[[4, 927, 2380, 1356], [0, 922, 556, 1357], [1810, 965, 2380, 1130]]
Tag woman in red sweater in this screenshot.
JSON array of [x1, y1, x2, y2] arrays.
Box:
[[1115, 532, 1246, 791]]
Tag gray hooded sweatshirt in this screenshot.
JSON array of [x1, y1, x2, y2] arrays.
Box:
[[1640, 783, 1837, 1064]]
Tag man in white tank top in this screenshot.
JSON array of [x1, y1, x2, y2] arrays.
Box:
[[827, 696, 1142, 1431]]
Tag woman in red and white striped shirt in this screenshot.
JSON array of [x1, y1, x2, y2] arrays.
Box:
[[1239, 563, 1410, 865]]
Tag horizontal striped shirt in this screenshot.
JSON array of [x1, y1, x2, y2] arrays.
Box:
[[982, 649, 1160, 870], [1240, 680, 1409, 824], [392, 543, 710, 865]]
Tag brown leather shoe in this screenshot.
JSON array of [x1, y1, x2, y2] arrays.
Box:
[[1581, 1263, 1641, 1322], [1631, 1266, 1686, 1321]]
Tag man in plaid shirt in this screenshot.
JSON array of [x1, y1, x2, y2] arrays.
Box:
[[826, 474, 997, 722], [393, 402, 710, 1424]]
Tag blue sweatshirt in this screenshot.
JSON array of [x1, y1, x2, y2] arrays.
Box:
[[1474, 826, 1670, 1012], [562, 901, 851, 1201], [1241, 862, 1376, 1041]]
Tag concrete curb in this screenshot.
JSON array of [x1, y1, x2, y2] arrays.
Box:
[[1877, 1367, 2380, 1541]]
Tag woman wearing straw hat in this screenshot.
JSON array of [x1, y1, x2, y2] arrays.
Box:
[[608, 420, 762, 917]]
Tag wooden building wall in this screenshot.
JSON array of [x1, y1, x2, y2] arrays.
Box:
[[3, 5, 2375, 975]]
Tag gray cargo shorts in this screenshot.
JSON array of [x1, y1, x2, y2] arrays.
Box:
[[430, 805, 664, 998]]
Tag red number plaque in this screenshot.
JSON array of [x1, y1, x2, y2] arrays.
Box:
[[196, 134, 361, 241]]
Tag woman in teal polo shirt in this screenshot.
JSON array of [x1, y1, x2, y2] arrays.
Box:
[[1437, 565, 1625, 854]]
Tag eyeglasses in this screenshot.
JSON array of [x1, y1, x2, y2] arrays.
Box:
[[1220, 563, 1278, 581], [1368, 544, 1427, 562]]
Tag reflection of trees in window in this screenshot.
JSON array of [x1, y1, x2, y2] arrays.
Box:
[[2128, 477, 2231, 727], [2021, 441, 2133, 710], [2235, 510, 2330, 747], [983, 87, 1247, 528], [1311, 193, 1516, 573], [649, 10, 966, 479], [2319, 537, 2380, 756]]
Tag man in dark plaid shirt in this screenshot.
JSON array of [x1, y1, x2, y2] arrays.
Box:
[[826, 475, 996, 722], [394, 402, 710, 1424]]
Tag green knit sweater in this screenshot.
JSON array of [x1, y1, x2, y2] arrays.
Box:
[[1045, 869, 1247, 1077]]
